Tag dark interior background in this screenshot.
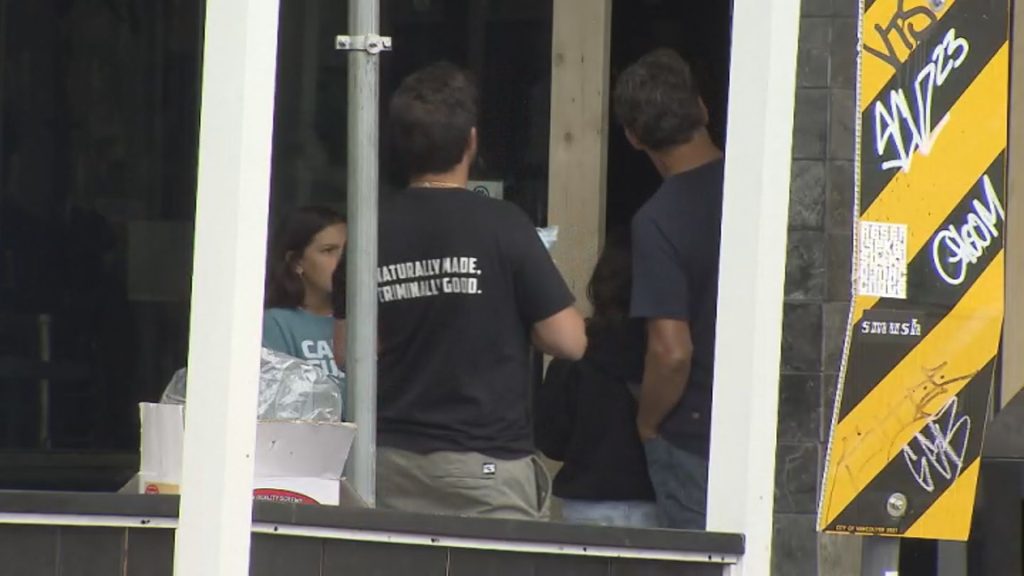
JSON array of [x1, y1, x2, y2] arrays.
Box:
[[606, 0, 733, 235], [0, 0, 205, 488]]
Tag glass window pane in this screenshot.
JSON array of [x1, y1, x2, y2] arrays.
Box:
[[1, 1, 204, 489]]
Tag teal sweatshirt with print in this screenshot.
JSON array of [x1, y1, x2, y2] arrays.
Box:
[[262, 308, 343, 379]]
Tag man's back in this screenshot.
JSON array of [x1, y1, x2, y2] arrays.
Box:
[[631, 158, 725, 456], [375, 187, 574, 459], [332, 61, 583, 520]]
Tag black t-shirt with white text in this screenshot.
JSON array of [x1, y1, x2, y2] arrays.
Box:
[[333, 187, 574, 458], [630, 159, 725, 458]]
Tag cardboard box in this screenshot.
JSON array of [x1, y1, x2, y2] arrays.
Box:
[[134, 403, 357, 506]]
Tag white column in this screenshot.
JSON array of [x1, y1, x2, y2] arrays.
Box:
[[1002, 0, 1024, 408], [706, 0, 801, 574], [173, 0, 280, 574]]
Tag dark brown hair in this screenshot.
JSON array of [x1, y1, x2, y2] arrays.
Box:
[[388, 62, 478, 179], [265, 206, 345, 309], [587, 228, 633, 325], [613, 48, 705, 151]]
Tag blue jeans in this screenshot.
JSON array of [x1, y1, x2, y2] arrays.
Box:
[[643, 436, 708, 529], [559, 498, 660, 528]]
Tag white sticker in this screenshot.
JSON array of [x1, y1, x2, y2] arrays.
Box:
[[858, 221, 908, 299], [536, 226, 559, 251], [467, 180, 504, 200]]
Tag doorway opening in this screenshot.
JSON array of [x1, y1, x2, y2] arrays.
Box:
[[606, 0, 732, 234]]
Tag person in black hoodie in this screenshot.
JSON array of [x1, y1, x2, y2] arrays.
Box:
[[535, 230, 658, 528]]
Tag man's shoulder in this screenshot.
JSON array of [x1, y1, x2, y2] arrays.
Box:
[[385, 190, 525, 223], [635, 177, 686, 220], [681, 161, 724, 202], [638, 164, 724, 224], [473, 194, 532, 223], [633, 184, 664, 221], [631, 191, 669, 235], [379, 194, 538, 267], [456, 195, 538, 237]]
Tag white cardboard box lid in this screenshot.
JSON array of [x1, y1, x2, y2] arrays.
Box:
[[255, 421, 355, 479], [139, 403, 356, 481]]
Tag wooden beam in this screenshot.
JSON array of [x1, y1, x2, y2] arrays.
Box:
[[546, 0, 612, 312], [1002, 0, 1024, 409]]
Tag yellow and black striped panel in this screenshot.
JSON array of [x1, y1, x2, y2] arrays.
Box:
[[818, 0, 1008, 541]]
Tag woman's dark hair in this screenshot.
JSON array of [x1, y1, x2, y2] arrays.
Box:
[[265, 206, 345, 309], [388, 62, 479, 179], [587, 228, 633, 325]]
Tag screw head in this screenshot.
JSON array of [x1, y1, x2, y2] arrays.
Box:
[[887, 493, 908, 518], [929, 0, 945, 10]]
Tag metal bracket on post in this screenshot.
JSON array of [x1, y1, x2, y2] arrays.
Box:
[[335, 34, 392, 54], [862, 537, 900, 576], [861, 493, 905, 575]]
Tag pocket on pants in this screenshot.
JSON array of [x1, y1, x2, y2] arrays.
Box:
[[425, 451, 497, 480], [530, 455, 552, 516]]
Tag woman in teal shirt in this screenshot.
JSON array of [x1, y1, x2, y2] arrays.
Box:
[[263, 206, 346, 380]]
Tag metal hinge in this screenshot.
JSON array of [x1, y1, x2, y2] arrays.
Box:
[[335, 34, 393, 55]]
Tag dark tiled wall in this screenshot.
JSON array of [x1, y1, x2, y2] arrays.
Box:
[[774, 0, 858, 574], [0, 525, 175, 576], [0, 524, 729, 576]]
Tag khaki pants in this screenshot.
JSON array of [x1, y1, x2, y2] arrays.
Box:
[[376, 446, 551, 520]]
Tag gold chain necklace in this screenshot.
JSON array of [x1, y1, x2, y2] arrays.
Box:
[[410, 180, 461, 189]]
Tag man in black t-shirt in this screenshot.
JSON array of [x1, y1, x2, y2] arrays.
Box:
[[333, 63, 586, 520], [612, 49, 725, 529]]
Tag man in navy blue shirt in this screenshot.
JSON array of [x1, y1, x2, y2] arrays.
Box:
[[613, 48, 725, 529]]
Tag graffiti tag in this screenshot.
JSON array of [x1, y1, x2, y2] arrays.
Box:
[[874, 29, 969, 173], [864, 0, 939, 70], [931, 174, 1004, 286], [901, 396, 971, 493]]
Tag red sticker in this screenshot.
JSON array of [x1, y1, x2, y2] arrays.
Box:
[[253, 488, 318, 505]]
